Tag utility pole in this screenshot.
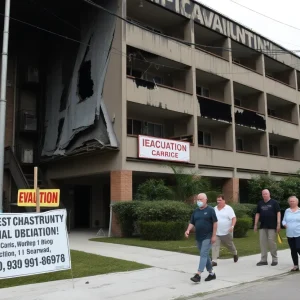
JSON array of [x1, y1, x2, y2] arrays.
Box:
[[0, 0, 11, 213]]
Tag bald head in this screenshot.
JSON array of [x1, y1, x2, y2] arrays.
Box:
[[196, 193, 208, 208], [262, 189, 271, 202]]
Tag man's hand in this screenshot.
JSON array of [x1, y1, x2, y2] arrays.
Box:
[[211, 235, 216, 244], [276, 225, 281, 233], [254, 225, 258, 232], [185, 230, 190, 238], [228, 226, 234, 233]]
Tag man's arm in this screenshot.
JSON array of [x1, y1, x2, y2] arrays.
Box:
[[211, 221, 218, 244], [276, 211, 281, 232], [254, 213, 260, 231]]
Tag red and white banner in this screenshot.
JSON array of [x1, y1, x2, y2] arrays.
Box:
[[138, 135, 190, 162]]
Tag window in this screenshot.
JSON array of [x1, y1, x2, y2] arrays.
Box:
[[127, 119, 163, 137], [127, 119, 142, 135], [269, 144, 279, 157], [268, 108, 276, 117], [234, 98, 241, 106], [236, 138, 244, 151], [146, 73, 163, 84], [197, 86, 210, 98], [198, 131, 211, 146]]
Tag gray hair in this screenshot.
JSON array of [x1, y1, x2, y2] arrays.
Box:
[[288, 196, 299, 204], [198, 193, 207, 200]]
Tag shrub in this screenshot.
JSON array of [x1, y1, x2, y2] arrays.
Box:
[[230, 203, 251, 218], [234, 217, 252, 238], [247, 175, 284, 204], [206, 191, 221, 204], [112, 202, 140, 237], [135, 179, 174, 201], [135, 200, 193, 222], [139, 221, 186, 240]]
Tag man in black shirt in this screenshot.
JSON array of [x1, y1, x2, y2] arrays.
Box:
[[254, 189, 281, 266]]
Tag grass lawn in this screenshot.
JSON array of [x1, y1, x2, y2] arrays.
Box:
[[90, 229, 289, 258], [0, 250, 149, 289]]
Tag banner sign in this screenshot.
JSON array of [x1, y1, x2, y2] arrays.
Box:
[[17, 189, 60, 207], [150, 0, 283, 60], [0, 209, 71, 279], [138, 135, 190, 162]]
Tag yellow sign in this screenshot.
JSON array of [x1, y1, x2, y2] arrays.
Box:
[[17, 189, 60, 207]]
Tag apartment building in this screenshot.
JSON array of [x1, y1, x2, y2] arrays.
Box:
[[3, 0, 300, 234]]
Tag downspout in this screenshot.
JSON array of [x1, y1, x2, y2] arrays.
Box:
[[0, 0, 11, 213]]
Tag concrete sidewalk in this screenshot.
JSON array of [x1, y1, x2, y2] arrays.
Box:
[[1, 231, 295, 300]]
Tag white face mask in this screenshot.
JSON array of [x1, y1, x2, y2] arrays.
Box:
[[197, 200, 204, 208]]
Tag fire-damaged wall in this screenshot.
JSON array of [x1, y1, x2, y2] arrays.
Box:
[[42, 0, 119, 157], [198, 96, 232, 123], [235, 107, 266, 131]]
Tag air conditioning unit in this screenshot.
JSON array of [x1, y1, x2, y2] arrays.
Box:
[[21, 148, 33, 164]]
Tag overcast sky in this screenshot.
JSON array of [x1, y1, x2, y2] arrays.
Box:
[[197, 0, 300, 52]]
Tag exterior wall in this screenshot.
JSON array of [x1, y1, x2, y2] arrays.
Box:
[[110, 170, 132, 237], [222, 178, 239, 203]]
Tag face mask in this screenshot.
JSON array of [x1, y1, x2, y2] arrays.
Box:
[[197, 201, 204, 208]]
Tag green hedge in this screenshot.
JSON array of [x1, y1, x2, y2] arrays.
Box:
[[139, 221, 186, 240], [234, 217, 252, 238], [135, 201, 192, 222], [112, 202, 139, 237]]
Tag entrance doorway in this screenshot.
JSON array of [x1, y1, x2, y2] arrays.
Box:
[[74, 185, 91, 228]]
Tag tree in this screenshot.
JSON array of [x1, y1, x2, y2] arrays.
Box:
[[247, 175, 284, 204], [135, 179, 174, 201], [170, 166, 212, 201]]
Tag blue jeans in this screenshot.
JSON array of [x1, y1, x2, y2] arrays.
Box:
[[197, 239, 213, 273]]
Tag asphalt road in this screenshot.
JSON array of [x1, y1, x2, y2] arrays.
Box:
[[191, 272, 300, 300]]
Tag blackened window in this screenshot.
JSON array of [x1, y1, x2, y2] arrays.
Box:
[[198, 131, 211, 146], [269, 144, 279, 157], [236, 138, 244, 151]]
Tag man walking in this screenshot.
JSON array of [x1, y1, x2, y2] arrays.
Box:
[[254, 189, 281, 266], [185, 193, 218, 283], [211, 194, 238, 266]]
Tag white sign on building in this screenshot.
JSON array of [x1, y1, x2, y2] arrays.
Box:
[[0, 209, 71, 279], [138, 135, 190, 162]]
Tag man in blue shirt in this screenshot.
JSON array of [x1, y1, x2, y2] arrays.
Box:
[[185, 193, 218, 283]]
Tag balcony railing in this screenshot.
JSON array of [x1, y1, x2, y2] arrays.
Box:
[[235, 107, 266, 131]]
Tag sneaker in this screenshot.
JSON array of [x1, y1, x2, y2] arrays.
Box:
[[271, 262, 278, 266], [205, 273, 216, 281], [212, 261, 217, 267], [256, 261, 268, 266], [291, 266, 299, 272], [234, 254, 238, 263], [190, 273, 201, 283]]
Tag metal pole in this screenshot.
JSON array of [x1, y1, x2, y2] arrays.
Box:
[[0, 0, 11, 213]]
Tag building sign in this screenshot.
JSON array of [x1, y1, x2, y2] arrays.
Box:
[[138, 135, 190, 162], [17, 189, 60, 207], [0, 209, 71, 279], [150, 0, 281, 59]]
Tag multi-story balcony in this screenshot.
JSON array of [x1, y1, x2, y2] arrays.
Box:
[[233, 82, 266, 131], [194, 22, 229, 60], [196, 70, 232, 122], [231, 41, 263, 74], [265, 56, 296, 88], [267, 94, 298, 139], [127, 0, 191, 43], [269, 133, 299, 162], [126, 46, 193, 114]]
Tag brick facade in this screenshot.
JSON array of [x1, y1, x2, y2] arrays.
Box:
[[110, 170, 132, 236], [222, 178, 239, 203]]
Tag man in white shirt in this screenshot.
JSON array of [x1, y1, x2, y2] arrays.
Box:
[[212, 194, 238, 266]]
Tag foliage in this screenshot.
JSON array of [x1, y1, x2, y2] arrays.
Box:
[[112, 202, 140, 237], [234, 217, 252, 238], [247, 175, 284, 204], [139, 221, 186, 240], [230, 203, 252, 218], [135, 200, 192, 222], [280, 176, 300, 204], [206, 191, 221, 204], [135, 179, 174, 201], [170, 166, 211, 201]]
